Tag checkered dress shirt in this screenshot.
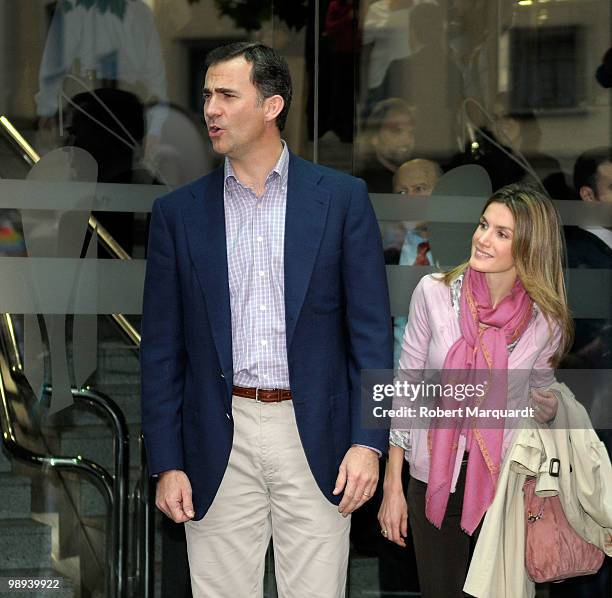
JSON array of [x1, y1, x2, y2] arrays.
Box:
[[224, 143, 290, 389]]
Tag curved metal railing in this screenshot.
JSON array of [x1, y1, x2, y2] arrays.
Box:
[[0, 346, 129, 598]]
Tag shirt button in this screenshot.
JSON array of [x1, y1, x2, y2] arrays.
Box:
[[261, 340, 268, 346], [259, 270, 264, 277], [257, 236, 263, 242], [260, 305, 266, 311], [256, 203, 262, 209]]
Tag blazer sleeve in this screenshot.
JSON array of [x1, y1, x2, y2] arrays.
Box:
[[140, 197, 187, 475], [341, 177, 393, 451]]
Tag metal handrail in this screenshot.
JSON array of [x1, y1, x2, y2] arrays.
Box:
[[66, 386, 131, 598], [131, 434, 155, 598], [0, 358, 115, 579], [0, 311, 130, 597]]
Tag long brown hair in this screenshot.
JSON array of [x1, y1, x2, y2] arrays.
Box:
[[441, 184, 573, 366]]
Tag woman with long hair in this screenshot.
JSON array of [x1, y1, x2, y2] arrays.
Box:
[[378, 183, 573, 597]]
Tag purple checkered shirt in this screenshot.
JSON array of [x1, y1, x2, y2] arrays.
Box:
[[224, 142, 290, 389]]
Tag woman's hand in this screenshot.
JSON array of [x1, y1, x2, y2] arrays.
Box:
[[378, 482, 409, 547], [531, 388, 558, 424]]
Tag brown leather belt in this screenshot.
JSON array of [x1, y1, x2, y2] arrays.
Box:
[[232, 385, 292, 403]]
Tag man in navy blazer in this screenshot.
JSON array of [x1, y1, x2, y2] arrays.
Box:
[[141, 42, 392, 597]]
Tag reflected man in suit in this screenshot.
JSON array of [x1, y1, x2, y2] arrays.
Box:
[[141, 42, 392, 597]]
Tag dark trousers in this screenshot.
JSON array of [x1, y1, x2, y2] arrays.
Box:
[[407, 464, 479, 598]]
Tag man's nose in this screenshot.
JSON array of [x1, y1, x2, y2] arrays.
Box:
[[204, 95, 221, 120]]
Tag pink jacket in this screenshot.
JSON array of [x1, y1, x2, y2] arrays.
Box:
[[393, 274, 561, 492]]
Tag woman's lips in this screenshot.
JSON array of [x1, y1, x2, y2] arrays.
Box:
[[474, 248, 493, 259]]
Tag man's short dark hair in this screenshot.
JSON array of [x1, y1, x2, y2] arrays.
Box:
[[366, 98, 416, 134], [205, 42, 292, 131], [573, 147, 612, 193]]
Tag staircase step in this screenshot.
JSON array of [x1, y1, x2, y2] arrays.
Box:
[[0, 568, 74, 598], [0, 474, 31, 518], [0, 448, 12, 473], [0, 520, 52, 570], [97, 343, 140, 378], [79, 465, 142, 517], [58, 424, 140, 472]]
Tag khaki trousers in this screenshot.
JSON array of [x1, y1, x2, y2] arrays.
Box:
[[184, 395, 350, 598]]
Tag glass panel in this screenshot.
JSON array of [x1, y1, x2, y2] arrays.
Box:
[[0, 1, 610, 597]]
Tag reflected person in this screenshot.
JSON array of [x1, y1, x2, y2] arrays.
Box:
[[390, 159, 441, 366], [355, 98, 416, 193], [385, 2, 462, 159], [36, 0, 167, 150], [361, 0, 427, 113], [563, 147, 612, 369]]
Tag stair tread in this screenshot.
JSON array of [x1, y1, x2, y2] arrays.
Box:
[[0, 519, 51, 532], [0, 472, 31, 485]]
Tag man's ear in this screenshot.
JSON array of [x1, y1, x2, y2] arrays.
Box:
[[579, 185, 596, 202], [263, 95, 284, 123]]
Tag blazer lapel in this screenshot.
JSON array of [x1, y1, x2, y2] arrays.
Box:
[[284, 155, 331, 350], [184, 168, 233, 403]]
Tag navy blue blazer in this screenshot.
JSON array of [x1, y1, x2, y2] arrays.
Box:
[[141, 153, 393, 520]]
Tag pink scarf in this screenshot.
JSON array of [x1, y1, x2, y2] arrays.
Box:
[[425, 267, 533, 535]]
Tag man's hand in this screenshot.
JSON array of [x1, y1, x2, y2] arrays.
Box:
[[333, 446, 379, 517], [155, 469, 195, 523]]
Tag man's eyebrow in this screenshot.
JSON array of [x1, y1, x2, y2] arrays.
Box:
[[202, 86, 239, 95]]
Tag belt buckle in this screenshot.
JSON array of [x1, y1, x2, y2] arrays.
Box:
[[255, 387, 262, 403]]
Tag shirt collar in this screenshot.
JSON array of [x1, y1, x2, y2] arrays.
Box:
[[224, 140, 289, 190]]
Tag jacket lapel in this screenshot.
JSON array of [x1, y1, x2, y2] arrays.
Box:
[[284, 155, 331, 350], [184, 168, 233, 403]]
